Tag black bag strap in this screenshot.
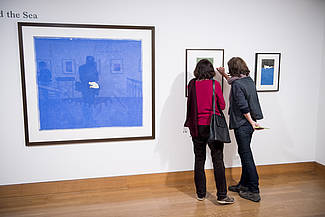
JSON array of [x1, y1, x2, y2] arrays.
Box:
[[212, 80, 216, 115], [212, 80, 223, 115]]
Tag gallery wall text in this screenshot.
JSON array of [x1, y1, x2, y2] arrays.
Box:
[[0, 10, 38, 19]]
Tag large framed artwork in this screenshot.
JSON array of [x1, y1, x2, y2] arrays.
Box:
[[18, 22, 155, 146], [254, 53, 281, 92], [185, 49, 224, 96]]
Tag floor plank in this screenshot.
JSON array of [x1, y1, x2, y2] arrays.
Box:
[[0, 164, 324, 217]]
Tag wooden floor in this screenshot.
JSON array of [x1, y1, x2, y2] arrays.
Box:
[[1, 162, 325, 217]]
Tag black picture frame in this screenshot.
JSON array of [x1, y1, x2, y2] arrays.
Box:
[[185, 49, 224, 97], [18, 22, 155, 146], [254, 53, 281, 92]]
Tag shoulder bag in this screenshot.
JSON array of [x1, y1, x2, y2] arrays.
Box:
[[208, 80, 231, 143]]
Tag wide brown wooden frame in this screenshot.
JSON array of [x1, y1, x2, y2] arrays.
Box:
[[18, 22, 155, 146]]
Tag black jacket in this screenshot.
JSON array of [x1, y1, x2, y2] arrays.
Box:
[[229, 77, 263, 129], [184, 79, 199, 137]]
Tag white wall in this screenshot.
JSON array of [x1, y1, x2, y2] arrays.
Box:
[[0, 0, 324, 185], [316, 5, 325, 166]]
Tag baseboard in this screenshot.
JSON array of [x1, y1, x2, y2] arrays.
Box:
[[0, 161, 324, 199]]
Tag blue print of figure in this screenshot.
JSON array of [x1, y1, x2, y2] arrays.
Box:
[[77, 56, 100, 126], [37, 61, 52, 129], [37, 61, 52, 99], [78, 56, 99, 104], [35, 37, 143, 130]]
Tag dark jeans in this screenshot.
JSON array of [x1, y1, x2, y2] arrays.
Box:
[[192, 125, 227, 200], [234, 121, 260, 193]]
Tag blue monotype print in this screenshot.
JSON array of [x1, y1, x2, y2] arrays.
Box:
[[261, 59, 274, 85], [34, 37, 143, 130]]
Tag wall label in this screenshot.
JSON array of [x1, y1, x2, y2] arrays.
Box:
[[0, 10, 38, 19]]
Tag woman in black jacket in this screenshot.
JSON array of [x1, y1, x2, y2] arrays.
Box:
[[217, 57, 263, 202]]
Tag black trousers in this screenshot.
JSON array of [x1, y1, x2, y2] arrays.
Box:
[[192, 125, 227, 200], [234, 121, 259, 193]]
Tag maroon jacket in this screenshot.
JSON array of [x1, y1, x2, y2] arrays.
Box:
[[184, 79, 199, 137]]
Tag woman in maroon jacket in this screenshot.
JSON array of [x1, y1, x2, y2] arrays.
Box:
[[184, 59, 234, 204]]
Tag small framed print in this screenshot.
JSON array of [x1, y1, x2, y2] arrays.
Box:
[[62, 59, 75, 74], [185, 49, 224, 96], [111, 59, 123, 73], [255, 53, 281, 92]]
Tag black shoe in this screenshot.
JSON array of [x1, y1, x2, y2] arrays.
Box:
[[196, 193, 206, 201], [217, 195, 235, 204], [228, 184, 248, 193], [196, 195, 205, 201], [239, 190, 261, 202]]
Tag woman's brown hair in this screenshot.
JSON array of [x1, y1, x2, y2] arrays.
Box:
[[194, 59, 216, 80], [227, 57, 250, 77]]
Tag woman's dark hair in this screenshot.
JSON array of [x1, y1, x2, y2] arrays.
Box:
[[194, 59, 216, 80], [227, 57, 250, 77]]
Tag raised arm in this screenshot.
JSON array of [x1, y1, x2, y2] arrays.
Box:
[[216, 67, 230, 81]]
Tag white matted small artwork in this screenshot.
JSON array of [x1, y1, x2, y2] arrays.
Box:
[[185, 49, 224, 97], [254, 53, 281, 92]]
